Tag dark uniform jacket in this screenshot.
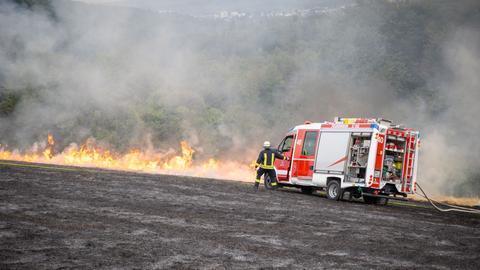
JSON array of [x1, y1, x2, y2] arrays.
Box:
[[256, 148, 287, 169]]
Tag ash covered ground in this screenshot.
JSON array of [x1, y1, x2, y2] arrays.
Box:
[[0, 161, 479, 269]]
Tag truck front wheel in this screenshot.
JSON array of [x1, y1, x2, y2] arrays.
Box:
[[264, 174, 281, 190], [326, 180, 341, 201]]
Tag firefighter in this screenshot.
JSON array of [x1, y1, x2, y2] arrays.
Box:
[[253, 141, 289, 190]]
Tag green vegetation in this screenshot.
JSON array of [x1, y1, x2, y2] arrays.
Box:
[[9, 0, 55, 17], [0, 90, 20, 116], [2, 0, 478, 146]]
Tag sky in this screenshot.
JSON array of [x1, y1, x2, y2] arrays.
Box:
[[70, 0, 353, 15]]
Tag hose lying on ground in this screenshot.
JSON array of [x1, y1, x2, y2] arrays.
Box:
[[416, 183, 480, 214]]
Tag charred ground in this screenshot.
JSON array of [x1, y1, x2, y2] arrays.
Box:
[[0, 161, 479, 269]]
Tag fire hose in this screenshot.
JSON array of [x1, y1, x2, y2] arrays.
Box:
[[416, 183, 480, 214]]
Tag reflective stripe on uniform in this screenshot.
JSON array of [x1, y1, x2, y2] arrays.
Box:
[[271, 182, 277, 186], [256, 163, 274, 169], [255, 179, 261, 183], [258, 152, 276, 169]]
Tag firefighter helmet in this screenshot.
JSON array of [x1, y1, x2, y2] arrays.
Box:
[[263, 141, 271, 148]]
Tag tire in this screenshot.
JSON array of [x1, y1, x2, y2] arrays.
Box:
[[326, 180, 341, 200], [377, 197, 389, 205], [341, 189, 353, 201], [264, 174, 274, 190], [301, 187, 314, 195], [363, 195, 389, 205], [363, 195, 378, 204]]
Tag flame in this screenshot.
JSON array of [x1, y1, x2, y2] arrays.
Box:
[[0, 134, 255, 182], [0, 135, 478, 207], [0, 149, 12, 160], [202, 158, 219, 170], [163, 141, 194, 170], [47, 133, 55, 145], [42, 133, 55, 159]]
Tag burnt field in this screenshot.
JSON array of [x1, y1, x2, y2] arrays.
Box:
[[0, 161, 479, 269]]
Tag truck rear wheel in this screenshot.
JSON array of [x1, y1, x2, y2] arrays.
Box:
[[363, 195, 389, 205], [377, 197, 389, 205], [301, 187, 314, 195], [326, 180, 341, 200], [363, 195, 377, 204]]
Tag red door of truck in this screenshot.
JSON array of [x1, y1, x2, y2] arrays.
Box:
[[275, 134, 294, 181], [291, 129, 319, 180]]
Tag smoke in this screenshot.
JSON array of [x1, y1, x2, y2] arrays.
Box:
[[419, 28, 480, 196], [0, 0, 479, 196]]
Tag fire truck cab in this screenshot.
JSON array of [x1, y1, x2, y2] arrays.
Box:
[[273, 117, 420, 204]]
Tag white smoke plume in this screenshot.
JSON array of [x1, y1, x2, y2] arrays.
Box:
[[0, 0, 479, 196]]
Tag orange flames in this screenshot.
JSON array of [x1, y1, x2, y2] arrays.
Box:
[[42, 133, 55, 159], [0, 134, 255, 181], [0, 134, 478, 207]]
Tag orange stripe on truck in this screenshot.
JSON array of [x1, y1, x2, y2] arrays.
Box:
[[327, 156, 347, 168]]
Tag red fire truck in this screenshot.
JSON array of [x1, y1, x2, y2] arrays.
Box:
[[270, 117, 420, 205]]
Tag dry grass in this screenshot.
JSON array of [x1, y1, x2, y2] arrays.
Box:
[[411, 194, 480, 207]]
